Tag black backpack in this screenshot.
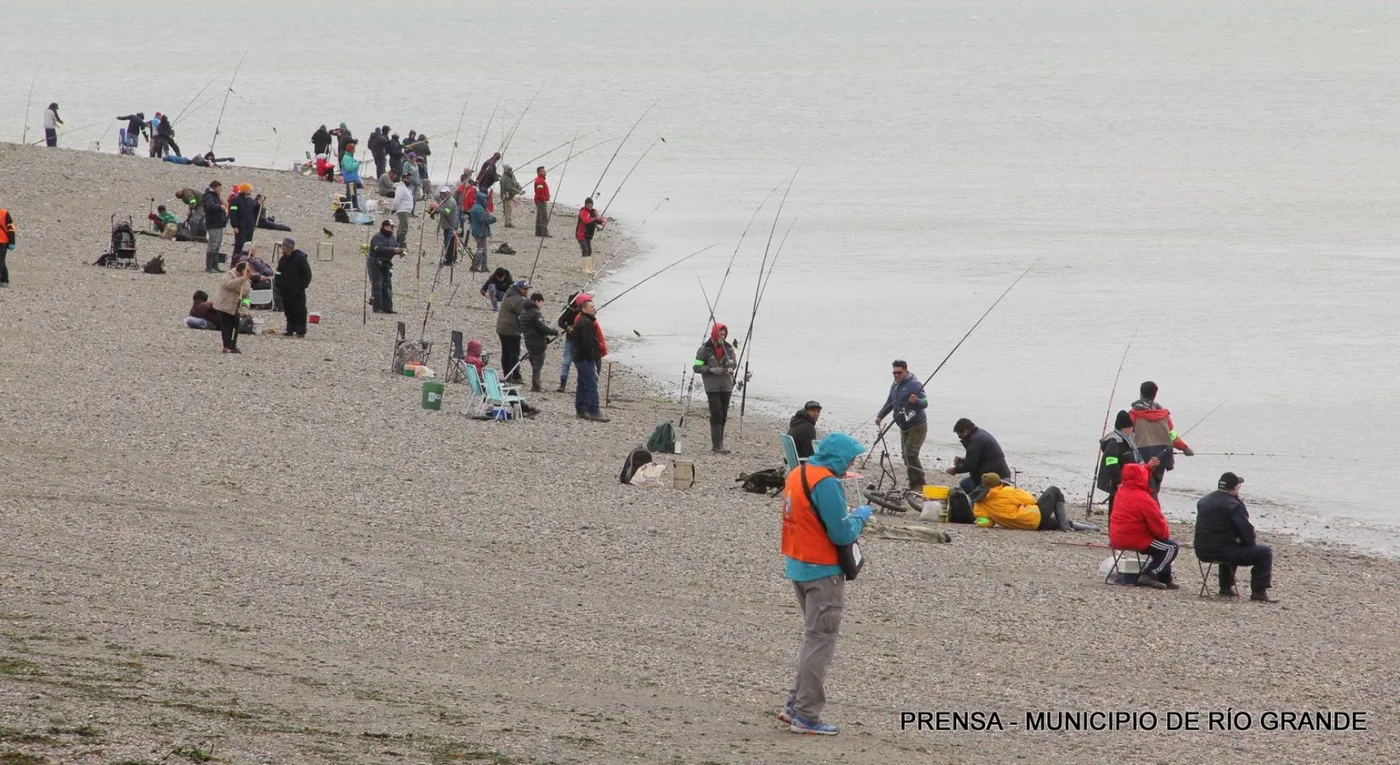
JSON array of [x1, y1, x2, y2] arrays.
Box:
[[737, 467, 786, 495], [946, 488, 975, 524], [620, 448, 653, 484]]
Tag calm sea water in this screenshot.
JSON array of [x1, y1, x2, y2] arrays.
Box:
[[8, 1, 1399, 552]]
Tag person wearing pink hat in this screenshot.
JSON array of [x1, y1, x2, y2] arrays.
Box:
[[555, 290, 594, 392]]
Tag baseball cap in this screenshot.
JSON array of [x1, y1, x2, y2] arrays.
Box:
[[804, 400, 823, 410], [1218, 472, 1244, 490]]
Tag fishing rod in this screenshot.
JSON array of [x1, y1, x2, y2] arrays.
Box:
[[442, 97, 470, 187], [677, 183, 782, 431], [519, 128, 603, 168], [27, 120, 107, 146], [468, 101, 499, 182], [736, 217, 799, 434], [527, 131, 580, 283], [21, 69, 37, 143], [731, 170, 799, 394], [1181, 399, 1226, 438], [859, 259, 1041, 468], [598, 137, 665, 220], [501, 83, 543, 156], [173, 65, 233, 123], [269, 126, 281, 169], [679, 276, 717, 430], [546, 136, 618, 173], [596, 242, 718, 311], [592, 100, 659, 197], [1192, 451, 1331, 459], [209, 52, 248, 155], [1083, 325, 1141, 517]]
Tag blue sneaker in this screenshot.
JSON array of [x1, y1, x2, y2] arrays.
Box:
[[778, 705, 794, 724], [789, 714, 838, 736]]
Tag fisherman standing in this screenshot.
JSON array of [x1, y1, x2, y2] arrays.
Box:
[[430, 186, 461, 266], [392, 176, 414, 247], [521, 291, 560, 392], [500, 165, 523, 228], [497, 280, 530, 384], [694, 323, 739, 454], [387, 132, 405, 176], [332, 123, 354, 162], [367, 219, 404, 314], [116, 112, 147, 153], [229, 184, 257, 255], [275, 238, 312, 338], [1098, 410, 1153, 516], [533, 166, 551, 237], [201, 181, 228, 273], [779, 432, 872, 736], [368, 128, 387, 178], [571, 298, 610, 422], [468, 187, 496, 273], [311, 124, 332, 157], [157, 116, 180, 158], [43, 103, 63, 147], [1129, 381, 1194, 495], [477, 152, 502, 191], [576, 197, 606, 275], [0, 206, 16, 287], [556, 291, 588, 392], [875, 360, 929, 492]]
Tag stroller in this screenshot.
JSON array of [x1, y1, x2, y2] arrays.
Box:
[[94, 214, 140, 269]]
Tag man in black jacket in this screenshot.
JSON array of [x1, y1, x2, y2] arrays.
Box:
[[571, 299, 609, 422], [1195, 473, 1275, 602], [312, 125, 332, 157], [367, 128, 387, 178], [946, 418, 1010, 498], [496, 280, 530, 384], [201, 181, 227, 273], [787, 401, 822, 460], [521, 292, 559, 392], [229, 185, 258, 255], [1097, 410, 1158, 517], [367, 220, 404, 314], [275, 238, 313, 337]]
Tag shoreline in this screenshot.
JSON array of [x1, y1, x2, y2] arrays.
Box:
[[2, 141, 1398, 763]]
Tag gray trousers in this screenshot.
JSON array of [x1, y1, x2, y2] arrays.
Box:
[[786, 575, 845, 721], [900, 422, 927, 488], [205, 227, 224, 271], [396, 211, 410, 247], [535, 201, 549, 236], [503, 196, 514, 227]]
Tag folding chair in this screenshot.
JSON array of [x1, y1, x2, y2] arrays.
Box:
[[247, 286, 275, 309], [482, 368, 524, 421], [1196, 558, 1240, 598], [445, 331, 466, 383], [1105, 549, 1145, 585], [459, 364, 490, 416], [780, 434, 806, 470]]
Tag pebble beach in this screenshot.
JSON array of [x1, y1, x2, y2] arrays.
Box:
[[1, 143, 1397, 764]]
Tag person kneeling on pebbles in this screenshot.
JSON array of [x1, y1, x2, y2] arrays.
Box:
[[779, 433, 874, 736], [972, 473, 1099, 532], [1108, 463, 1181, 589]]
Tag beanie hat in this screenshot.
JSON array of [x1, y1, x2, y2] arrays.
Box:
[[1114, 410, 1133, 430], [981, 473, 1001, 489]]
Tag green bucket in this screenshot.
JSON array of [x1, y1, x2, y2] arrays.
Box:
[[421, 381, 445, 411]]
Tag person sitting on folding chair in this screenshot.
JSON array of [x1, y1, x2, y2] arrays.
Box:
[[1195, 472, 1276, 603], [1108, 463, 1180, 590]]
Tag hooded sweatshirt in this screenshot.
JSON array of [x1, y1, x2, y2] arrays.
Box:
[[341, 152, 362, 184], [1108, 463, 1170, 551], [496, 285, 528, 336], [463, 339, 485, 377], [694, 323, 737, 394], [783, 432, 869, 582], [521, 300, 559, 354], [1129, 399, 1189, 471], [469, 191, 495, 239], [787, 410, 819, 459]]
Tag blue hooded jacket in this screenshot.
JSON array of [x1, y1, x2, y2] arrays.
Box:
[[469, 192, 494, 239], [785, 432, 869, 582]]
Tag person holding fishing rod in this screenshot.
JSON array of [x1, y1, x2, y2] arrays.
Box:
[[874, 360, 930, 492], [533, 166, 551, 237], [1098, 410, 1158, 518], [570, 298, 610, 422], [43, 103, 63, 147], [1130, 381, 1195, 496], [694, 323, 740, 454]]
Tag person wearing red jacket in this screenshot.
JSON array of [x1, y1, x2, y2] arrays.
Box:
[[1108, 463, 1180, 589], [533, 166, 551, 237], [1129, 381, 1194, 496], [575, 196, 606, 275]]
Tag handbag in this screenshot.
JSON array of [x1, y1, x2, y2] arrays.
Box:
[[799, 465, 865, 580]]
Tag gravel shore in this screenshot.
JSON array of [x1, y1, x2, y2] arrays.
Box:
[[1, 143, 1397, 764]]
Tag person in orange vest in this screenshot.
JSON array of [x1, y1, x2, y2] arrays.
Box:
[[779, 432, 873, 736], [0, 206, 15, 286]]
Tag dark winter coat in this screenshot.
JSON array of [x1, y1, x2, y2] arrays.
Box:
[[877, 372, 929, 430], [571, 313, 604, 362], [787, 410, 819, 459], [1097, 430, 1143, 492], [956, 426, 1010, 481], [694, 336, 738, 394], [201, 187, 227, 229], [496, 290, 528, 336], [521, 301, 559, 354], [275, 248, 313, 294], [1194, 490, 1258, 559], [311, 126, 332, 154]]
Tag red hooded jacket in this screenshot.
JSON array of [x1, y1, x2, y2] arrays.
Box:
[[1108, 463, 1171, 551]]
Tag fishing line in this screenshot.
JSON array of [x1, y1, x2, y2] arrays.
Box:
[[592, 100, 659, 198]]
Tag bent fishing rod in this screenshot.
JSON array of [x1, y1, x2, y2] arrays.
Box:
[[173, 63, 235, 124], [859, 259, 1041, 468], [736, 217, 799, 434], [441, 96, 471, 186], [598, 137, 665, 220], [546, 136, 618, 173], [574, 196, 670, 289], [468, 101, 500, 181], [592, 100, 659, 198], [1083, 324, 1141, 517], [526, 131, 581, 283], [679, 276, 718, 430], [519, 129, 604, 168], [500, 83, 543, 156], [209, 51, 248, 155], [1181, 399, 1227, 438], [21, 68, 37, 144]]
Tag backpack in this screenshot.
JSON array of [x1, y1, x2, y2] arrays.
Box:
[[737, 467, 786, 495], [946, 487, 975, 524], [646, 421, 677, 454], [142, 255, 166, 274], [620, 448, 653, 484]]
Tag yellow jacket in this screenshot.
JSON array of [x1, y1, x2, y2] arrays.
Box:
[[973, 486, 1042, 530]]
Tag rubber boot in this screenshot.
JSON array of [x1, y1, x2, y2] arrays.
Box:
[[557, 378, 568, 393], [711, 423, 730, 454], [582, 255, 595, 275], [530, 367, 543, 393], [205, 250, 219, 273]]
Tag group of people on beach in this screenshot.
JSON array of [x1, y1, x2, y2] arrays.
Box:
[[775, 372, 1277, 736]]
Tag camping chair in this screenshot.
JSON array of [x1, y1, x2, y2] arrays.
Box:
[[1105, 549, 1145, 585], [247, 283, 275, 309], [482, 368, 524, 421], [780, 434, 806, 471], [1196, 558, 1241, 598], [458, 363, 489, 416], [445, 331, 466, 383]]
